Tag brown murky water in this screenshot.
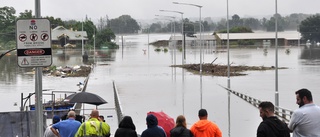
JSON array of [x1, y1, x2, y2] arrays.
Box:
[[1, 33, 320, 136]]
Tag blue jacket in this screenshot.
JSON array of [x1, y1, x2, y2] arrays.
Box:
[[141, 114, 166, 137]]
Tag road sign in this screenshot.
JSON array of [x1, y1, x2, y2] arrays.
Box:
[[16, 19, 52, 67]]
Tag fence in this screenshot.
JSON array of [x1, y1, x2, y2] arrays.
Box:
[[113, 80, 124, 125], [0, 111, 46, 137], [219, 85, 293, 123]]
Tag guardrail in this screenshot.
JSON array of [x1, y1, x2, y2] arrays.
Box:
[[74, 76, 90, 114], [113, 80, 124, 125], [219, 85, 293, 123]]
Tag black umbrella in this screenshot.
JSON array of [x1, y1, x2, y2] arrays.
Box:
[[65, 92, 107, 106]]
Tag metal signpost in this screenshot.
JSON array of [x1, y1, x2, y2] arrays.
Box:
[[16, 19, 52, 67], [16, 17, 51, 136]]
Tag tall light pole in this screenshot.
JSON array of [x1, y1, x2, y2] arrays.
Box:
[[173, 2, 202, 72], [64, 34, 67, 65], [275, 0, 279, 107], [155, 15, 177, 66], [35, 0, 44, 136], [160, 10, 185, 65], [82, 21, 84, 56], [173, 1, 204, 109], [160, 9, 185, 114], [227, 0, 231, 137], [93, 28, 96, 63]]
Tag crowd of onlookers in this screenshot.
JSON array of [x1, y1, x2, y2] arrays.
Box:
[[44, 88, 320, 137]]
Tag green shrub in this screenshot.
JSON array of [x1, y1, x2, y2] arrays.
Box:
[[154, 48, 161, 52]]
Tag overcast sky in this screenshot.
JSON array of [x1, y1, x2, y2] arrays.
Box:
[[3, 0, 320, 22]]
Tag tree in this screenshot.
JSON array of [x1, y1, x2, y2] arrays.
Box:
[[109, 15, 140, 34], [18, 10, 33, 19], [95, 28, 117, 49], [264, 13, 286, 31], [46, 16, 64, 29], [0, 6, 16, 46], [299, 14, 320, 42], [242, 18, 261, 30], [149, 23, 162, 33], [218, 26, 253, 33], [230, 14, 243, 28]]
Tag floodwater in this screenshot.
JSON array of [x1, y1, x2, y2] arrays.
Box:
[[1, 33, 320, 137]]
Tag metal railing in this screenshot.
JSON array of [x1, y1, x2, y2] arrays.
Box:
[[113, 80, 124, 125], [219, 85, 293, 123]]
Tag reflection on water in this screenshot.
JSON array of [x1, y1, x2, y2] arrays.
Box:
[[3, 33, 320, 137], [0, 54, 34, 85], [299, 47, 320, 65], [0, 49, 116, 85]]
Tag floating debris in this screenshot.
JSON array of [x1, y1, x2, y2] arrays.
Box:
[[172, 63, 287, 77]]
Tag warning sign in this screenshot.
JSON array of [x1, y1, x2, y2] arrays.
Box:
[[19, 34, 27, 42], [21, 58, 29, 65], [30, 34, 38, 41], [41, 33, 49, 41], [16, 19, 52, 67]]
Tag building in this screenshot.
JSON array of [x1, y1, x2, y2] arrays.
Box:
[[51, 26, 88, 48], [217, 31, 301, 47], [170, 31, 302, 47]]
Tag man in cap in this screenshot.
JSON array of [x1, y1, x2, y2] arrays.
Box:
[[190, 109, 222, 137], [44, 115, 60, 137]]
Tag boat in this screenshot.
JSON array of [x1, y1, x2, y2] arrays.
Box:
[[29, 100, 74, 111], [29, 99, 75, 118]]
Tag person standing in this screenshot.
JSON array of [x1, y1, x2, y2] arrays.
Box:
[[141, 114, 166, 137], [44, 115, 61, 137], [99, 115, 105, 122], [190, 109, 222, 137], [51, 111, 81, 137], [257, 101, 290, 137], [114, 116, 138, 137], [288, 88, 320, 137], [75, 109, 111, 137], [170, 115, 193, 137]]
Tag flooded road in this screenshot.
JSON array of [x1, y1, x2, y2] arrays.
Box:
[[1, 33, 320, 136]]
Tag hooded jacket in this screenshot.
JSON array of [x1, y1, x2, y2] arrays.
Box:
[[257, 116, 290, 137], [115, 116, 138, 137], [190, 119, 222, 137], [141, 114, 166, 137], [170, 126, 193, 137]]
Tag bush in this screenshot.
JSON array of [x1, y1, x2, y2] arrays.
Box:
[[238, 39, 255, 46], [154, 48, 161, 52]]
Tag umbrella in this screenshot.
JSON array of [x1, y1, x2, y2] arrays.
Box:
[[65, 92, 107, 106], [147, 111, 175, 137]]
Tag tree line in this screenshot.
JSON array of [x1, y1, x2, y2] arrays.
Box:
[[1, 5, 320, 50]]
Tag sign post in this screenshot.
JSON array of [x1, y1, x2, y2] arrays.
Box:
[[16, 19, 52, 67], [16, 18, 51, 137]]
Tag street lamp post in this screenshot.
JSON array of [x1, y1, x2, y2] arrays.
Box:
[[275, 0, 279, 107], [82, 21, 84, 56], [93, 29, 96, 63], [227, 0, 231, 137], [64, 34, 67, 65], [155, 15, 177, 66], [173, 2, 203, 109], [160, 10, 185, 65], [173, 2, 202, 71]]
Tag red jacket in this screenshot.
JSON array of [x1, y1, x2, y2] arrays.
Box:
[[190, 120, 222, 137]]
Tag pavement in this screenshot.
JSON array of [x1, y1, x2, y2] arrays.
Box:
[[78, 64, 119, 137]]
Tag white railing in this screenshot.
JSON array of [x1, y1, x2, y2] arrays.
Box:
[[219, 85, 293, 123]]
